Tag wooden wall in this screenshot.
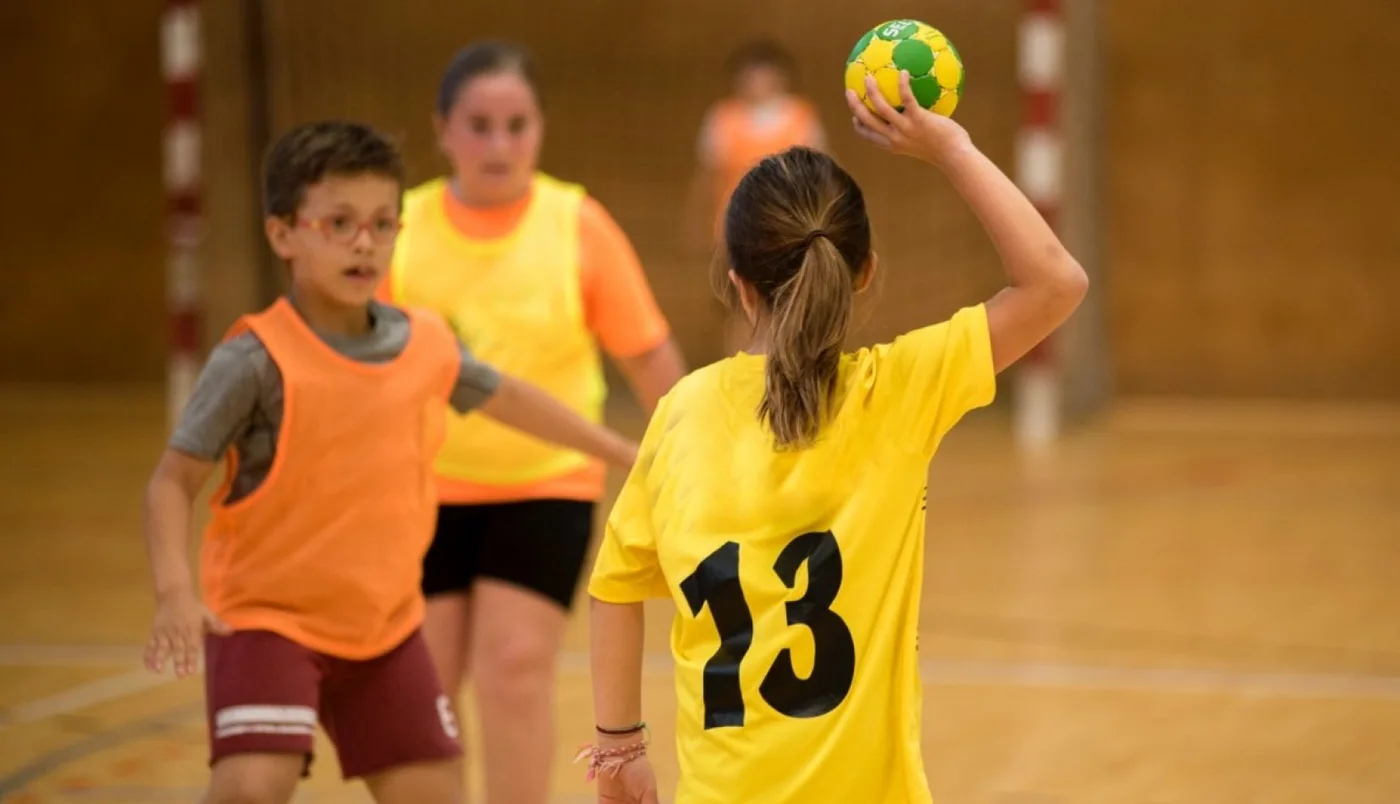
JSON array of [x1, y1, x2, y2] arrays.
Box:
[[2, 0, 1396, 398], [1104, 0, 1400, 397], [255, 0, 1017, 370], [0, 0, 168, 382]]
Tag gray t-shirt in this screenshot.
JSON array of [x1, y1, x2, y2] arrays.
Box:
[[170, 300, 501, 503]]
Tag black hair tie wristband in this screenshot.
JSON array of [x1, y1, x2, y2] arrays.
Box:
[[595, 721, 646, 736]]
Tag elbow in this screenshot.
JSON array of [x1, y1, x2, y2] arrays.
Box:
[[1068, 259, 1090, 299], [477, 375, 516, 419], [1054, 255, 1090, 309]]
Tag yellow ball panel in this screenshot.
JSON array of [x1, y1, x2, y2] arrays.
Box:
[[872, 66, 902, 108], [844, 61, 869, 99], [932, 89, 960, 117], [860, 39, 897, 71], [915, 28, 949, 52], [934, 52, 964, 90]]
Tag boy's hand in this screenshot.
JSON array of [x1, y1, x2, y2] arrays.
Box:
[[846, 71, 973, 168], [145, 587, 230, 678]]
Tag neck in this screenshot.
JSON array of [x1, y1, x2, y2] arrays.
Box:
[[449, 175, 530, 209], [741, 318, 771, 356], [289, 291, 371, 338]]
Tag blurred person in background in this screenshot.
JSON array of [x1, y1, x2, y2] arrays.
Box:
[[379, 40, 686, 804], [686, 39, 829, 353]]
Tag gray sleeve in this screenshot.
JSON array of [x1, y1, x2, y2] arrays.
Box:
[[449, 342, 502, 414], [168, 335, 266, 460]]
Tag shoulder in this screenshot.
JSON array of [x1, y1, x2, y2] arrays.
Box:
[[649, 360, 727, 421], [402, 177, 448, 213], [208, 331, 272, 374], [576, 193, 624, 235], [534, 172, 586, 202], [697, 101, 739, 162], [843, 305, 995, 417], [397, 303, 457, 341], [787, 96, 819, 118], [705, 98, 741, 124], [576, 194, 642, 274], [864, 306, 986, 358], [191, 332, 278, 410]]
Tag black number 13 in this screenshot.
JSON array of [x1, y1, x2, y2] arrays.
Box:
[[679, 531, 856, 729]]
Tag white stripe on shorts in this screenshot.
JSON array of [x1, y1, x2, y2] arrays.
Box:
[[214, 704, 317, 739], [217, 723, 317, 738]]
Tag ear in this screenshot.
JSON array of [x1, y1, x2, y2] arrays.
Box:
[[728, 269, 761, 323], [433, 112, 450, 154], [264, 216, 297, 261], [854, 252, 879, 295]]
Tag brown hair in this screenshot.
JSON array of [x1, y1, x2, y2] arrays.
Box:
[[725, 39, 798, 83], [437, 40, 542, 116], [262, 121, 404, 218], [722, 146, 872, 450]]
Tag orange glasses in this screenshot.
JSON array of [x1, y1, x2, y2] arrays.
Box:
[[296, 214, 403, 245]]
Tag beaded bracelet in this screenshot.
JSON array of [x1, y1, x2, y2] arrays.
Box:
[[574, 737, 649, 781]]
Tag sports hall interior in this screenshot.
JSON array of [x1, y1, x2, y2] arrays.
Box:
[[1, 0, 1397, 801]]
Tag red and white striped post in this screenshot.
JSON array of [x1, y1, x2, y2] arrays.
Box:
[[1014, 0, 1065, 449], [161, 0, 202, 429]]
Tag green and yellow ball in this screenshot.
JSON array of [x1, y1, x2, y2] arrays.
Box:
[[845, 19, 965, 117]]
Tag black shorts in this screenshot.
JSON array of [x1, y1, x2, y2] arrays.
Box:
[[421, 500, 596, 610]]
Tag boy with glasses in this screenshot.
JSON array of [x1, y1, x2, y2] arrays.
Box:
[[141, 120, 637, 804]]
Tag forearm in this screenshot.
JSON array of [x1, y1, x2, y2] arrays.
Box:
[[937, 143, 1084, 292], [590, 597, 647, 730], [617, 339, 686, 413], [143, 473, 198, 602], [480, 375, 637, 468]]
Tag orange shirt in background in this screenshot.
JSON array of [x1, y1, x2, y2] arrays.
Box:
[[700, 96, 825, 232], [382, 183, 671, 505], [201, 299, 461, 659]]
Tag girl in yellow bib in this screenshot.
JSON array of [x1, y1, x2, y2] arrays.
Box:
[[583, 73, 1089, 803], [379, 41, 686, 804]]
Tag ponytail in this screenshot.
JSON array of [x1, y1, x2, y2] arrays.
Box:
[[723, 146, 872, 449], [759, 235, 854, 449]]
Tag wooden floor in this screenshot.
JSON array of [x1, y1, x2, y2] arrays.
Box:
[[1, 385, 1399, 802]]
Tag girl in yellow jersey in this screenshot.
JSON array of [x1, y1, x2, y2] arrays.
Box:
[[380, 41, 687, 804], [583, 73, 1089, 803]]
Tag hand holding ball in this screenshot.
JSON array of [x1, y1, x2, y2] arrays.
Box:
[[845, 19, 965, 117]]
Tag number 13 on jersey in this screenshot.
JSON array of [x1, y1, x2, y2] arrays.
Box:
[[679, 530, 856, 729]]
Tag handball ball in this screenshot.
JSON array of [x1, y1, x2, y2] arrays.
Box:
[[845, 19, 965, 117]]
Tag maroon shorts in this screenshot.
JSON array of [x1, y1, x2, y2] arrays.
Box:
[[204, 629, 462, 779]]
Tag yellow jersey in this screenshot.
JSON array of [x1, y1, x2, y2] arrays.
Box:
[[589, 305, 997, 803], [391, 174, 606, 487]]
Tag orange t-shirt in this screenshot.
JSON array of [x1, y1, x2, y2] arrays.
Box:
[[200, 299, 460, 659], [382, 184, 671, 505], [700, 96, 825, 231]]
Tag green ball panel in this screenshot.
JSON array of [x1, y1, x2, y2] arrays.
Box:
[[874, 20, 920, 41], [909, 74, 942, 109], [848, 29, 876, 63], [892, 39, 934, 78]]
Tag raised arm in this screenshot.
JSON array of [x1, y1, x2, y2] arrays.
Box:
[[847, 72, 1088, 373]]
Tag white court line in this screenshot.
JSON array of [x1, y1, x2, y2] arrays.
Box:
[[0, 670, 174, 729], [556, 652, 1400, 701], [916, 658, 1400, 699], [0, 645, 143, 666], [3, 643, 1400, 734]]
